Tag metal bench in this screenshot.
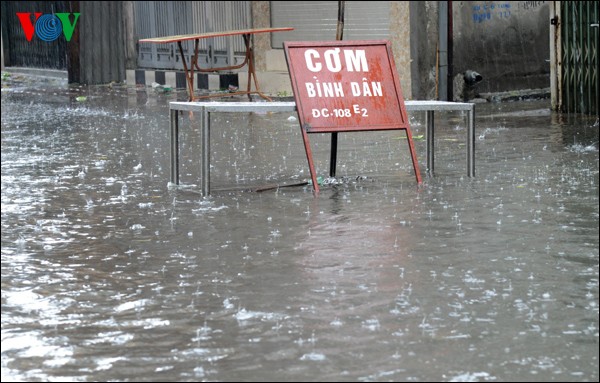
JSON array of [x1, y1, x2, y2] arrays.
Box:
[[139, 28, 294, 102], [168, 100, 475, 196]]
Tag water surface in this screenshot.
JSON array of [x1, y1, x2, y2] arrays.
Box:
[[2, 74, 598, 381]]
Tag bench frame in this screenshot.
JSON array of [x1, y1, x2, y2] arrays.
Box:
[[168, 100, 475, 196]]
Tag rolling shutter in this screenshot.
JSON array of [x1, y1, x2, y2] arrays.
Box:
[[270, 1, 391, 48]]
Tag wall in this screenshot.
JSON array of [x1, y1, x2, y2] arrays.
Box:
[[251, 1, 271, 72], [452, 1, 550, 95], [390, 1, 413, 99], [78, 1, 126, 85], [409, 1, 440, 100]]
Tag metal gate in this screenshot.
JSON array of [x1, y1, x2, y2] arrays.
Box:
[[556, 1, 599, 116], [1, 1, 70, 70], [133, 1, 251, 71]]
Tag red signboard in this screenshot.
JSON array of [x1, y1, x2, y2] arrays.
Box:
[[284, 40, 422, 192], [284, 40, 410, 132]]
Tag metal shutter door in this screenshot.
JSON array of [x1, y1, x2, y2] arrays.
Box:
[[270, 1, 390, 47]]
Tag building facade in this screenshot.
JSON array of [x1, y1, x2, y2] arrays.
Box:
[[2, 1, 596, 114]]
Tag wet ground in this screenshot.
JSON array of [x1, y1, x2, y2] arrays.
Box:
[[1, 72, 598, 382]]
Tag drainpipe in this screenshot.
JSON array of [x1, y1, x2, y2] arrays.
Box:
[[447, 0, 453, 101], [438, 1, 453, 101], [438, 1, 448, 101]]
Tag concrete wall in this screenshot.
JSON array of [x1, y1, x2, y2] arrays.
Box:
[[452, 1, 550, 95], [409, 1, 440, 100], [390, 1, 413, 99], [225, 1, 552, 100]]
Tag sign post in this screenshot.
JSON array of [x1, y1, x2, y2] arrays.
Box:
[[284, 40, 422, 193]]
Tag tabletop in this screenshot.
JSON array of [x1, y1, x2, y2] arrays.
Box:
[[138, 27, 294, 44]]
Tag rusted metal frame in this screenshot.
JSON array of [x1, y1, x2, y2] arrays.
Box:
[[244, 34, 254, 98], [140, 29, 294, 103], [403, 127, 423, 185], [193, 33, 271, 101], [177, 40, 199, 101], [244, 34, 273, 101], [192, 42, 249, 73]]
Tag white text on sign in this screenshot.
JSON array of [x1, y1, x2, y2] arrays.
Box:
[[304, 48, 368, 72], [312, 105, 369, 118], [304, 48, 382, 100], [306, 79, 382, 98]]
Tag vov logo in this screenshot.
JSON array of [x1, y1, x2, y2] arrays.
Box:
[[16, 12, 80, 42]]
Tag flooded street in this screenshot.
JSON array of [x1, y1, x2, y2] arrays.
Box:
[[2, 73, 598, 381]]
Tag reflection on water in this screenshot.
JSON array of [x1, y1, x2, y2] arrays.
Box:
[[2, 75, 598, 381]]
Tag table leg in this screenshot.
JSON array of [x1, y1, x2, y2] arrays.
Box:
[[467, 107, 475, 177], [178, 41, 196, 101], [200, 107, 211, 196], [170, 109, 180, 185], [244, 34, 272, 101], [244, 35, 253, 101], [426, 110, 434, 176], [329, 133, 338, 177]]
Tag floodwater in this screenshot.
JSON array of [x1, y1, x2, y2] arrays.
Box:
[[1, 73, 598, 382]]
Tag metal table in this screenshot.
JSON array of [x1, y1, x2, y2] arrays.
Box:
[[169, 100, 475, 196], [404, 100, 476, 178], [139, 27, 294, 101]]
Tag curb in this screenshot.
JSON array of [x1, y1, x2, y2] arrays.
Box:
[[127, 69, 239, 91], [2, 67, 68, 79], [1, 67, 239, 92]]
